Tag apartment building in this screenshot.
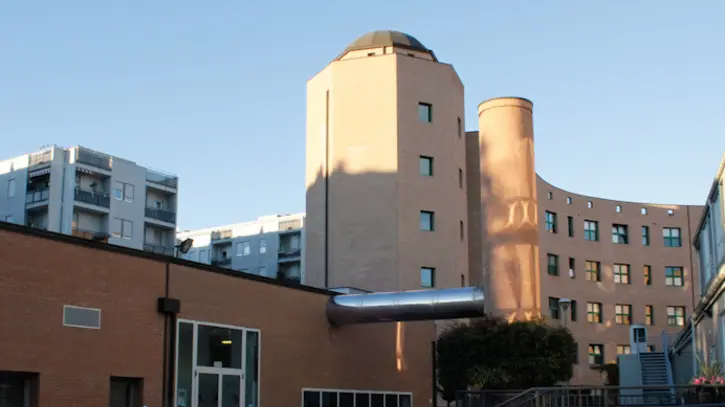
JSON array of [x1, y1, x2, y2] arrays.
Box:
[[176, 213, 305, 283], [0, 145, 179, 254], [304, 30, 707, 384]]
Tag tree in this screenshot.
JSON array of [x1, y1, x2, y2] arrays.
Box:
[[436, 315, 576, 403]]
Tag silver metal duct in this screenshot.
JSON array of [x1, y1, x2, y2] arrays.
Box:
[[326, 286, 485, 326]]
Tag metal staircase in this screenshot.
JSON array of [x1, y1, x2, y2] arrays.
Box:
[[640, 352, 674, 404]]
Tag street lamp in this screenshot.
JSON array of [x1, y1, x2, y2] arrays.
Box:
[[174, 238, 194, 258], [559, 298, 572, 328]]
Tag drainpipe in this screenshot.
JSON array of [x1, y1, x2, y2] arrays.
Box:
[[158, 260, 181, 407]]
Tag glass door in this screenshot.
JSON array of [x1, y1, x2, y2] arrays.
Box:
[[194, 368, 243, 407]]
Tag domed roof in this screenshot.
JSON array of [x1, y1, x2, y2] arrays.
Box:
[[337, 30, 437, 61]]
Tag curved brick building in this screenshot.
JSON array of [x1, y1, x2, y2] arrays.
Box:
[[306, 30, 705, 385]]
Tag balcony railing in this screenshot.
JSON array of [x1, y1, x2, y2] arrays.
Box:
[[279, 219, 303, 231], [211, 257, 232, 267], [145, 207, 176, 224], [278, 247, 302, 258], [211, 229, 233, 240], [143, 243, 175, 256], [26, 188, 50, 204], [146, 169, 178, 189], [29, 150, 52, 167], [72, 228, 108, 241], [74, 188, 110, 208], [76, 148, 112, 171]]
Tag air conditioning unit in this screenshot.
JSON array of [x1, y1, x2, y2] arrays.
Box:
[[630, 325, 648, 354]]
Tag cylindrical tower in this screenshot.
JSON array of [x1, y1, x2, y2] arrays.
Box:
[[477, 97, 539, 320]]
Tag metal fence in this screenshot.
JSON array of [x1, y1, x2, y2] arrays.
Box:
[[145, 207, 176, 224], [74, 188, 110, 208], [146, 169, 178, 189], [25, 188, 50, 204], [457, 385, 725, 407]]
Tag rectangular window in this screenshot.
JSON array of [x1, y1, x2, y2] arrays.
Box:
[[665, 266, 684, 287], [112, 218, 132, 239], [113, 181, 134, 202], [460, 221, 464, 240], [614, 264, 630, 284], [587, 302, 602, 323], [644, 265, 651, 285], [612, 224, 629, 244], [567, 216, 574, 237], [236, 241, 251, 256], [259, 240, 267, 254], [645, 305, 654, 326], [571, 300, 578, 322], [7, 179, 16, 198], [549, 297, 560, 319], [457, 117, 462, 138], [642, 226, 650, 246], [419, 156, 433, 176], [584, 220, 599, 241], [589, 344, 604, 365], [569, 257, 575, 278], [585, 260, 601, 282], [663, 227, 682, 247], [615, 304, 632, 325], [667, 306, 685, 326], [545, 211, 557, 233], [617, 345, 632, 355], [547, 254, 559, 276], [418, 102, 432, 122], [420, 211, 434, 231], [458, 168, 463, 189], [421, 267, 435, 288]]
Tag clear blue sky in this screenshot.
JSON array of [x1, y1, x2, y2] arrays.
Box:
[[1, 1, 723, 230]]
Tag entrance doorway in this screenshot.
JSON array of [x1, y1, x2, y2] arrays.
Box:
[[175, 320, 260, 407], [195, 368, 242, 407]]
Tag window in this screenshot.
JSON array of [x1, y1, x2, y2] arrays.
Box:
[[587, 302, 602, 323], [647, 345, 656, 352], [614, 264, 630, 284], [457, 117, 462, 138], [665, 266, 684, 287], [643, 265, 651, 285], [587, 201, 593, 208], [4, 215, 13, 223], [569, 257, 575, 278], [584, 220, 599, 241], [641, 207, 647, 215], [645, 305, 654, 326], [236, 241, 250, 256], [549, 297, 560, 319], [667, 209, 675, 216], [113, 181, 134, 202], [259, 240, 267, 254], [667, 306, 685, 326], [615, 304, 632, 325], [419, 156, 433, 176], [567, 216, 574, 237], [616, 205, 622, 213], [7, 179, 16, 198], [418, 102, 432, 122], [420, 211, 434, 231], [588, 344, 603, 365], [110, 377, 143, 407], [571, 300, 578, 322], [642, 226, 650, 246], [303, 390, 412, 407], [567, 197, 572, 205], [112, 218, 132, 239], [421, 267, 435, 288], [545, 211, 557, 233], [547, 254, 559, 276], [547, 192, 553, 200], [459, 221, 464, 240], [585, 261, 601, 282], [612, 224, 628, 244], [663, 227, 682, 247], [458, 168, 463, 189], [617, 345, 631, 355], [259, 265, 267, 275]]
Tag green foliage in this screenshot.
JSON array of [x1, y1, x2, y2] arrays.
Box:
[[436, 315, 576, 401]]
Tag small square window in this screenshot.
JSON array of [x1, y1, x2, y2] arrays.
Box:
[[617, 345, 631, 355], [584, 220, 599, 241], [547, 192, 553, 200], [420, 211, 434, 231], [589, 344, 604, 365], [667, 209, 675, 216], [667, 306, 685, 326], [585, 261, 601, 282], [612, 224, 628, 244], [616, 205, 622, 213], [615, 304, 632, 325], [665, 266, 684, 287], [641, 207, 647, 215], [587, 302, 602, 323], [419, 156, 433, 176], [418, 103, 432, 123], [566, 197, 572, 205], [614, 264, 630, 284], [421, 267, 435, 288], [663, 227, 682, 247], [588, 201, 593, 209]]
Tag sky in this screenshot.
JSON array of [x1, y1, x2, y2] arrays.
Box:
[[1, 1, 723, 230]]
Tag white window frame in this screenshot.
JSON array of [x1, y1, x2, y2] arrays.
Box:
[[175, 319, 261, 407], [113, 181, 134, 202], [259, 239, 267, 254]]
